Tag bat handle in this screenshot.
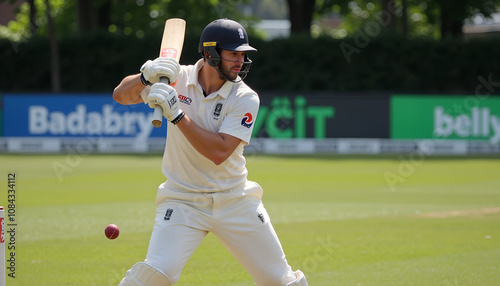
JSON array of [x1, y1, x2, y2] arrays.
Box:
[[152, 107, 163, 127], [151, 77, 171, 128]]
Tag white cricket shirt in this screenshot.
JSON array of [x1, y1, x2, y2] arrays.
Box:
[[159, 59, 259, 192]]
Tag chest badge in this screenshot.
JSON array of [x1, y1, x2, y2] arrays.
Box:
[[213, 102, 223, 120]]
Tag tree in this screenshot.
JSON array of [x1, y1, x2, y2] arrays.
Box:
[[382, 0, 398, 32], [435, 0, 500, 38], [76, 0, 111, 35], [28, 0, 38, 35], [291, 0, 500, 39], [45, 0, 60, 92], [0, 0, 37, 37], [1, 0, 254, 40], [287, 0, 316, 34]]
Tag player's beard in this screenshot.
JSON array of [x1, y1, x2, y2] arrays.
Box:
[[218, 71, 237, 81], [217, 62, 241, 81]]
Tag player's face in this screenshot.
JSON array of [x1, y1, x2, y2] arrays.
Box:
[[219, 50, 246, 81]]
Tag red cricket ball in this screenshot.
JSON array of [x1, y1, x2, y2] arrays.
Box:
[[105, 224, 120, 239]]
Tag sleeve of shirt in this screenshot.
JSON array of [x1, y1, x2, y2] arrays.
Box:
[[218, 91, 260, 145]]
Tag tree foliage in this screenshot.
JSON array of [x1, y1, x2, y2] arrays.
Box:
[[0, 0, 254, 40], [313, 0, 500, 39], [2, 0, 499, 40]]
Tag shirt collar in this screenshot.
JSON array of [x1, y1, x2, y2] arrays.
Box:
[[188, 59, 234, 99]]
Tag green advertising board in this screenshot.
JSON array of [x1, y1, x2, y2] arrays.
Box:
[[391, 95, 500, 143]]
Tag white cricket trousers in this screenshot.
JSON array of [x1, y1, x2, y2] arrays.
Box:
[[144, 180, 297, 285]]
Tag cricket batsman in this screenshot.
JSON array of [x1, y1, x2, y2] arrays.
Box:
[[113, 18, 308, 286]]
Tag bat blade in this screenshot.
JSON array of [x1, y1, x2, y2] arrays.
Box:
[[159, 18, 186, 61], [152, 18, 186, 128]]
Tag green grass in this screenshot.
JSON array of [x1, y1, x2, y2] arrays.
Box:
[[0, 154, 499, 285]]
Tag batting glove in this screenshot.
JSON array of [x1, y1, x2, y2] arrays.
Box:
[[140, 57, 181, 85], [146, 83, 184, 124]]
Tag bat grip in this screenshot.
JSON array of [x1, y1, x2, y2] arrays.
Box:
[[151, 77, 171, 127]]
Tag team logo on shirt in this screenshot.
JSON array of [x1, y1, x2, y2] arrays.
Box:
[[178, 94, 192, 105], [164, 208, 174, 221], [241, 113, 254, 128], [213, 102, 223, 120], [257, 212, 266, 223]]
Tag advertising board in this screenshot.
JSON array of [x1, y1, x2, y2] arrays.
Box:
[[391, 95, 500, 143], [3, 94, 167, 139], [254, 93, 390, 139]]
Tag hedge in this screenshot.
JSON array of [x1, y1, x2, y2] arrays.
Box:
[[1, 33, 499, 94]]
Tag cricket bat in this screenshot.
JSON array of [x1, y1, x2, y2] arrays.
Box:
[[152, 18, 186, 127]]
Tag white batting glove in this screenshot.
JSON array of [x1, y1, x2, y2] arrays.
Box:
[[146, 83, 184, 124], [140, 57, 180, 85]]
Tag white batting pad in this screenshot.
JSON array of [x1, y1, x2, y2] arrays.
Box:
[[119, 262, 171, 286]]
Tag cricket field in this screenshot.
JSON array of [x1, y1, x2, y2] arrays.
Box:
[[0, 154, 499, 285]]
